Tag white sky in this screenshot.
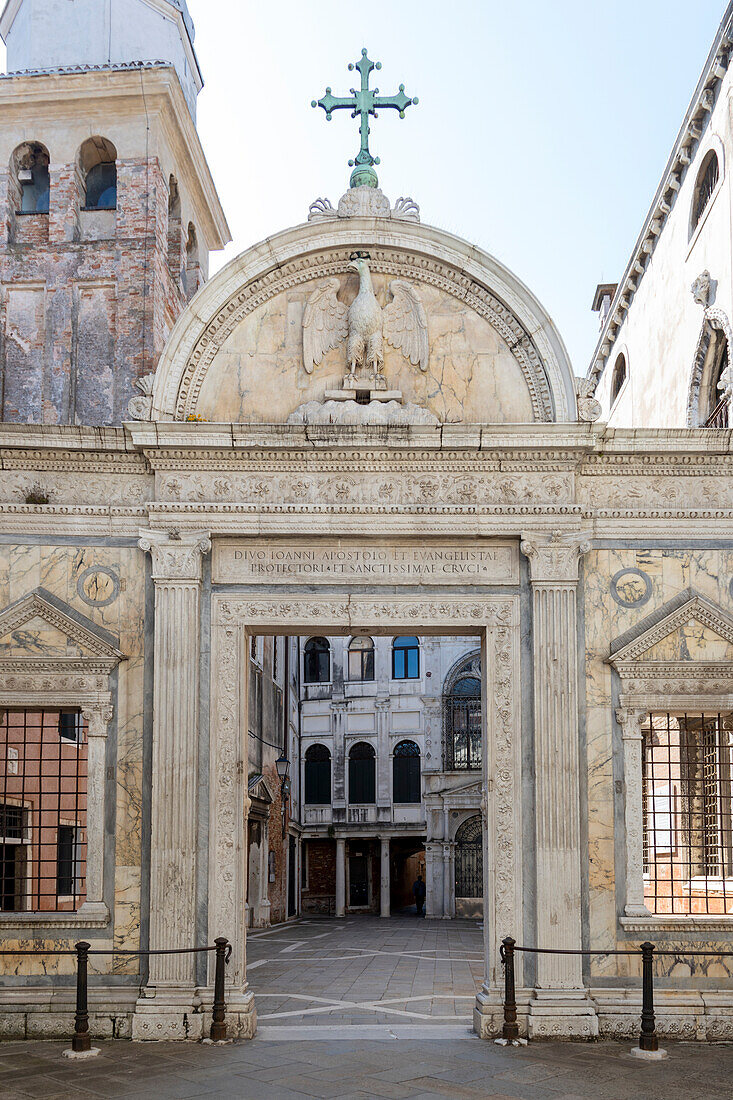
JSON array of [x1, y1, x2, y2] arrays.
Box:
[[1, 0, 728, 372]]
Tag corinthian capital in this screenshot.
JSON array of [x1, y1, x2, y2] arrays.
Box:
[[138, 529, 211, 582], [615, 707, 647, 739], [81, 703, 114, 738], [520, 530, 591, 584]]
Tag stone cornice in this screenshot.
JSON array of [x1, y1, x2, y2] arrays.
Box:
[[588, 7, 733, 386], [0, 66, 229, 249]]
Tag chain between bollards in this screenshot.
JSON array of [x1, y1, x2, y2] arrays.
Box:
[[210, 937, 230, 1042], [639, 941, 659, 1052], [71, 941, 91, 1053], [500, 936, 519, 1042]]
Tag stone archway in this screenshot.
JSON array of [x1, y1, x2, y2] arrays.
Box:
[[208, 586, 523, 1037]]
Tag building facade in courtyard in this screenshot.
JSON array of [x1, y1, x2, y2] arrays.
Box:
[[298, 634, 483, 919], [1, 0, 733, 1046]]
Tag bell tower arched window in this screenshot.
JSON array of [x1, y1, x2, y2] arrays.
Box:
[[79, 137, 117, 211], [12, 142, 50, 214]]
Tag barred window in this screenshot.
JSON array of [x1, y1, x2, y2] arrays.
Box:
[[0, 709, 87, 913], [445, 675, 482, 771], [691, 150, 720, 234], [642, 712, 733, 915]]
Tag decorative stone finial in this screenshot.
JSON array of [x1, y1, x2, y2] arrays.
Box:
[[311, 48, 418, 190]]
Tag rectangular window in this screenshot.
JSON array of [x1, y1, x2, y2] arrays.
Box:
[[0, 709, 87, 913], [642, 712, 733, 915]]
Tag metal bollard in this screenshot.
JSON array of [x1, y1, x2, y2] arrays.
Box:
[[71, 941, 92, 1053], [210, 937, 230, 1042], [500, 936, 519, 1042], [638, 941, 659, 1052]]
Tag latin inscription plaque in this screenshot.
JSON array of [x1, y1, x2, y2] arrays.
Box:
[[212, 540, 519, 586]]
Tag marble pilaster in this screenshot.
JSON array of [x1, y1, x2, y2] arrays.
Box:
[[133, 530, 210, 1038], [616, 708, 651, 918], [521, 533, 598, 1037], [78, 704, 114, 923]]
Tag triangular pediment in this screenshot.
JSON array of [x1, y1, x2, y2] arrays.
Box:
[[248, 773, 274, 804], [609, 592, 733, 668], [0, 588, 123, 660]]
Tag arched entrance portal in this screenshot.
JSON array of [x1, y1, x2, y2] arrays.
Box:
[[206, 568, 523, 1038]]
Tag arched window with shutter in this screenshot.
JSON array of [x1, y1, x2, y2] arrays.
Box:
[[304, 744, 331, 804], [348, 741, 376, 804], [691, 150, 720, 235], [304, 638, 330, 684], [393, 740, 421, 803], [348, 636, 374, 681]]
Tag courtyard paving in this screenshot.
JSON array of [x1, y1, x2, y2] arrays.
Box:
[[1, 917, 732, 1098]]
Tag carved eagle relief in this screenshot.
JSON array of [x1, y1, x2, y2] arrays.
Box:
[[302, 257, 429, 378]]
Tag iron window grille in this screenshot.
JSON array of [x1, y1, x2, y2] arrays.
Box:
[[392, 636, 419, 680], [642, 712, 733, 915], [692, 150, 720, 233], [455, 815, 482, 898], [304, 744, 331, 804], [348, 741, 376, 804], [348, 636, 375, 682], [1, 709, 87, 913], [304, 637, 330, 684], [393, 740, 421, 803], [444, 675, 482, 771]]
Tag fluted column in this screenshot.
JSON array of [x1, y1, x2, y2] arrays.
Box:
[[78, 703, 113, 922], [616, 707, 651, 918], [138, 529, 211, 987], [335, 838, 346, 916], [521, 533, 590, 991]]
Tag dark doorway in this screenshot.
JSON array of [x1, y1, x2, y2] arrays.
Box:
[[349, 850, 369, 907], [288, 835, 296, 917], [390, 837, 425, 912]]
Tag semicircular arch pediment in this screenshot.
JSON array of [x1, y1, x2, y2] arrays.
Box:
[[152, 217, 577, 424]]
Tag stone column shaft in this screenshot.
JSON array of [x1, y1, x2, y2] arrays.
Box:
[[139, 530, 210, 988], [522, 534, 590, 990], [617, 707, 651, 917], [380, 837, 390, 917], [335, 838, 346, 917], [78, 704, 113, 921]]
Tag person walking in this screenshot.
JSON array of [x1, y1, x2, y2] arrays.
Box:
[[412, 873, 426, 916]]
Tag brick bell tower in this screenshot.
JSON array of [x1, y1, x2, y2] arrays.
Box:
[[0, 0, 229, 425]]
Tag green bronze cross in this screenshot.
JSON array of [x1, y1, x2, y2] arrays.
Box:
[[312, 48, 418, 189]]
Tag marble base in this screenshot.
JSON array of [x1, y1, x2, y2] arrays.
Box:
[[324, 387, 403, 403], [526, 989, 599, 1040], [132, 988, 257, 1042], [473, 988, 510, 1039], [62, 1047, 100, 1059], [630, 1046, 668, 1060]]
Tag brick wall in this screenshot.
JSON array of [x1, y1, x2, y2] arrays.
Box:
[[302, 839, 336, 915], [0, 155, 190, 425]]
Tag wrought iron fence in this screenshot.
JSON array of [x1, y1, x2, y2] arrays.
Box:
[[0, 938, 232, 1051], [499, 936, 733, 1052]]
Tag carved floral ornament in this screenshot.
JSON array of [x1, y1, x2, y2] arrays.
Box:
[[138, 528, 212, 581], [161, 246, 558, 424]]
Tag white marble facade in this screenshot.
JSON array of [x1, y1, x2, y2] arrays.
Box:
[[4, 1, 733, 1049]]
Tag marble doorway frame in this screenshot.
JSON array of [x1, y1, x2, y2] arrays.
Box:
[[209, 590, 523, 1038]]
